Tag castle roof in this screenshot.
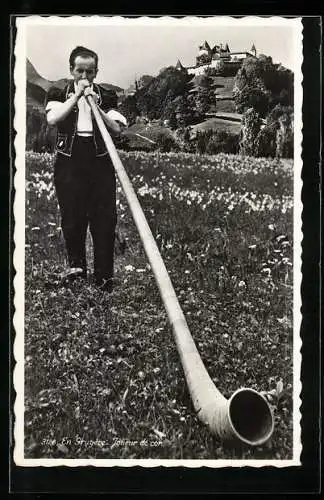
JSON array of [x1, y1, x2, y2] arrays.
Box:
[[200, 40, 211, 52]]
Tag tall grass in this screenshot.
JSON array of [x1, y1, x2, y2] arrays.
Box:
[[24, 150, 294, 460]]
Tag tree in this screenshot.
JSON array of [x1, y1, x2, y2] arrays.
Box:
[[233, 81, 270, 116], [26, 106, 56, 152], [233, 61, 270, 117], [174, 95, 194, 128], [196, 131, 208, 154], [162, 99, 178, 129], [257, 124, 277, 158], [240, 108, 262, 156], [257, 104, 294, 158], [138, 74, 154, 89], [175, 126, 192, 152], [136, 66, 192, 120], [275, 109, 294, 158], [233, 55, 294, 117], [119, 94, 139, 125], [258, 56, 294, 108], [195, 73, 216, 118]]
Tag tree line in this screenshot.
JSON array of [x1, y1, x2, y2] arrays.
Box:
[[26, 53, 294, 158]]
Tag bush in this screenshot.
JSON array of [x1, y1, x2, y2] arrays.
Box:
[[155, 131, 180, 152], [206, 130, 240, 155], [26, 106, 56, 153], [190, 129, 239, 155], [240, 108, 262, 156], [257, 126, 277, 158], [257, 104, 294, 158]]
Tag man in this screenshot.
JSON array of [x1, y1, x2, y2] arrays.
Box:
[[45, 46, 127, 292]]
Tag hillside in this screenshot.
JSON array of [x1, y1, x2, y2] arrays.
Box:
[[25, 60, 242, 154], [25, 54, 293, 158], [190, 117, 241, 138], [211, 75, 236, 98], [26, 59, 52, 92]]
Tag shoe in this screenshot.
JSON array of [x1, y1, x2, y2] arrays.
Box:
[[44, 267, 85, 289], [59, 267, 86, 285]]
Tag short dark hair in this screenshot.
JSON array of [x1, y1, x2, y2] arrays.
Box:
[[69, 46, 98, 69]]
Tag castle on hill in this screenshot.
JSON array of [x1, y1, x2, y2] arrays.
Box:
[[176, 41, 257, 76]]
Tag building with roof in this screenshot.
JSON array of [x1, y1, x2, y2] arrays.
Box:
[[177, 41, 257, 76]]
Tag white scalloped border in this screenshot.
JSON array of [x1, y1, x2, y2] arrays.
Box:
[[13, 15, 303, 468]]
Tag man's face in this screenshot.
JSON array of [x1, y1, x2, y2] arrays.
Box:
[[70, 55, 98, 83]]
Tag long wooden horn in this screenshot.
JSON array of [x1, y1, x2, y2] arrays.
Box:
[[87, 96, 274, 446]]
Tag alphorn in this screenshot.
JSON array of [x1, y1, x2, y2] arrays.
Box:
[[87, 95, 274, 446]]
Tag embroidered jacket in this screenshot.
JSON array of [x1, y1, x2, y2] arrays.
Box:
[[45, 80, 118, 157]]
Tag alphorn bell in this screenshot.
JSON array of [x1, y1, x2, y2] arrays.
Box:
[[86, 95, 274, 446]]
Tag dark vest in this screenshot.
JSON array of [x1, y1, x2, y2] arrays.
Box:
[[45, 81, 118, 157]]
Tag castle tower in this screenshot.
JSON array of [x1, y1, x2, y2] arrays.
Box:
[[197, 41, 212, 65], [175, 59, 184, 71], [250, 43, 257, 56], [201, 40, 211, 52]]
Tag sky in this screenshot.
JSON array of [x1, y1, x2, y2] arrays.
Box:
[[25, 18, 299, 89]]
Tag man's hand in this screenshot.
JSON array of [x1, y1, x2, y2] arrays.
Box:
[[83, 87, 99, 104], [75, 79, 90, 98]]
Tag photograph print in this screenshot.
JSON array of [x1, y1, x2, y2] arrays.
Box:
[[13, 15, 302, 466]]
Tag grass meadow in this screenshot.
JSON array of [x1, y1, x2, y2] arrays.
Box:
[[23, 150, 294, 460]]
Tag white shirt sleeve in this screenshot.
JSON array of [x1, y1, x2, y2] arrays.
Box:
[[45, 101, 63, 113], [106, 110, 128, 127]]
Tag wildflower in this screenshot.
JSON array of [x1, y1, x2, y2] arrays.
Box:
[[125, 264, 135, 272], [279, 239, 290, 248], [153, 428, 165, 439], [261, 268, 272, 278]]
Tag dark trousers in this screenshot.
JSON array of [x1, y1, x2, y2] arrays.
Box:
[[54, 136, 117, 283]]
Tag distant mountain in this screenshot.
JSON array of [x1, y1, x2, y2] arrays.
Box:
[[26, 59, 124, 109], [27, 59, 53, 91]]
